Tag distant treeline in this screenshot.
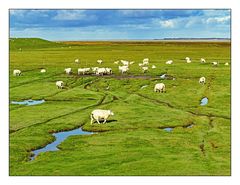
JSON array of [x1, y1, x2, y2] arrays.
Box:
[[160, 38, 230, 40]]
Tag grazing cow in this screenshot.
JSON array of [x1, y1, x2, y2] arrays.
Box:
[[152, 65, 156, 69], [154, 83, 166, 93], [105, 68, 112, 75], [64, 68, 72, 74], [40, 69, 46, 73], [56, 81, 64, 89], [143, 58, 149, 65], [97, 59, 103, 64], [13, 69, 21, 76], [90, 109, 114, 124], [92, 67, 99, 73], [121, 60, 129, 66], [212, 61, 219, 66], [186, 57, 191, 63], [199, 77, 206, 84], [119, 66, 129, 74], [96, 68, 106, 76], [200, 58, 206, 63], [166, 60, 173, 64], [142, 66, 149, 73], [78, 68, 90, 75]]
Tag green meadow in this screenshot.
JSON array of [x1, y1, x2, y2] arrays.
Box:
[[9, 38, 230, 175]]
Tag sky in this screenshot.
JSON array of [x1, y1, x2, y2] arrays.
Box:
[[9, 9, 231, 41]]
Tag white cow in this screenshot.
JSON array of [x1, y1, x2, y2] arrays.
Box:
[[90, 109, 114, 124], [142, 66, 148, 73], [143, 58, 149, 65], [152, 65, 156, 69], [200, 58, 206, 63], [40, 69, 46, 73], [105, 68, 112, 75], [64, 68, 72, 74], [186, 57, 191, 63], [154, 83, 166, 93], [13, 69, 21, 76], [212, 61, 219, 66], [143, 61, 149, 65], [97, 60, 103, 64], [166, 60, 173, 65], [119, 66, 129, 74], [96, 68, 106, 76], [121, 60, 129, 66], [56, 81, 64, 89], [199, 77, 206, 84], [92, 67, 99, 73], [78, 68, 90, 75]]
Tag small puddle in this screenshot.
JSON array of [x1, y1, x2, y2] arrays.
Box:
[[30, 127, 93, 161], [162, 124, 194, 132], [163, 127, 173, 132], [186, 124, 194, 128], [200, 97, 208, 106], [160, 74, 175, 80], [11, 99, 45, 106]]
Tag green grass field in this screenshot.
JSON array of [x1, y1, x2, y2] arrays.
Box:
[[9, 38, 231, 176]]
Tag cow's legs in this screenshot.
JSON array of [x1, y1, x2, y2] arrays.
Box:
[[96, 118, 101, 124], [90, 116, 94, 125], [103, 119, 107, 124]]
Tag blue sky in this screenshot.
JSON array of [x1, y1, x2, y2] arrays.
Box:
[[10, 9, 231, 41]]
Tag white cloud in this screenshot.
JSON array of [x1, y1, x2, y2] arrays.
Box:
[[118, 24, 151, 30], [10, 10, 27, 17], [206, 16, 230, 24], [203, 10, 230, 17], [157, 20, 175, 28], [53, 10, 91, 21], [10, 10, 50, 18]]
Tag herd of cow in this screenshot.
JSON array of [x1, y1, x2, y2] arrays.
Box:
[[12, 57, 229, 124]]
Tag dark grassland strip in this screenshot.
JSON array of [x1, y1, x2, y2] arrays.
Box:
[[68, 73, 160, 80]]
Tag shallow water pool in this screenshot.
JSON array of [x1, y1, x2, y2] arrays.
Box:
[[163, 128, 173, 132], [11, 99, 45, 106], [200, 97, 208, 106], [30, 127, 93, 160]]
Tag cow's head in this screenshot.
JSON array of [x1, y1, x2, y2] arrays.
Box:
[[108, 110, 114, 116]]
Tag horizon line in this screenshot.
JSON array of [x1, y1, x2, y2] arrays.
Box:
[[10, 37, 231, 42]]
